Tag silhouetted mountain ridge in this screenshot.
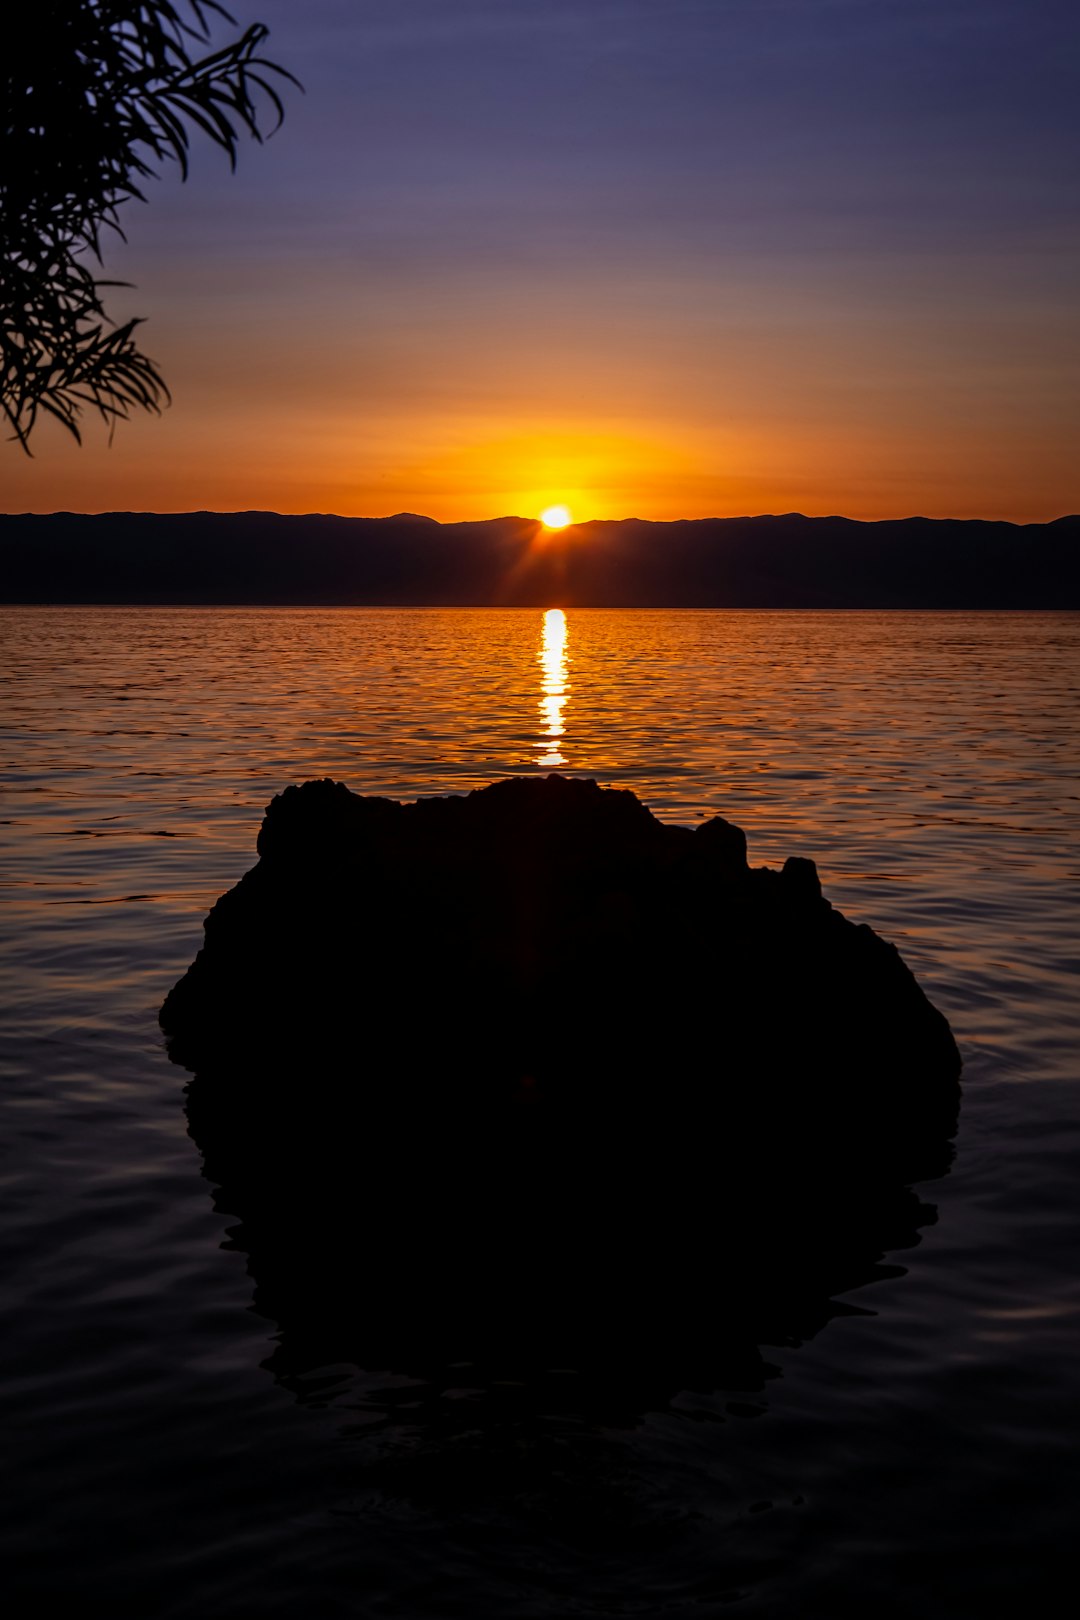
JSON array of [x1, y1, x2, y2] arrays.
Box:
[[2, 510, 1076, 606]]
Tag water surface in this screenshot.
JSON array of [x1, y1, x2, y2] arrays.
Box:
[[2, 607, 1078, 1615]]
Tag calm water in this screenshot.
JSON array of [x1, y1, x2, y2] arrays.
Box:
[[2, 607, 1078, 1616]]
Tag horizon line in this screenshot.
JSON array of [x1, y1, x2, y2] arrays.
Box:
[[5, 509, 1078, 527]]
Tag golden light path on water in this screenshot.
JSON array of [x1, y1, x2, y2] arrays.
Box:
[[537, 608, 568, 767]]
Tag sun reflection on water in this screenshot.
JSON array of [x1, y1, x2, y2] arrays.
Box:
[[537, 608, 569, 767]]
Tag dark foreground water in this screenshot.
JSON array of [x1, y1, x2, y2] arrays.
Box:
[[2, 607, 1078, 1616]]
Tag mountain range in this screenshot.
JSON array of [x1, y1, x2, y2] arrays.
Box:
[[1, 511, 1077, 607]]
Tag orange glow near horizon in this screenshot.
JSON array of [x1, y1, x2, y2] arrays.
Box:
[[537, 609, 569, 768], [0, 164, 1074, 527], [2, 330, 1075, 525]]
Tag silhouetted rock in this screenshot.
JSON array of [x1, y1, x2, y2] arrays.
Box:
[[163, 773, 959, 1142], [161, 776, 960, 1411]]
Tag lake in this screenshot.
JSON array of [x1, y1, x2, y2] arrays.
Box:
[[2, 606, 1078, 1616]]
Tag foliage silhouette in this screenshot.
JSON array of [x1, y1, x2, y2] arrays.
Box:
[[1, 1, 296, 451]]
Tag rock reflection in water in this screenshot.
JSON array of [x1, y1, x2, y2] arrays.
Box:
[[185, 1062, 950, 1420], [182, 1064, 952, 1594]]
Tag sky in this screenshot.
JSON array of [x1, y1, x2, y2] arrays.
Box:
[[4, 0, 1078, 521]]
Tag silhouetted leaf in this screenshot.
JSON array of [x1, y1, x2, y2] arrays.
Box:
[[1, 1, 298, 451]]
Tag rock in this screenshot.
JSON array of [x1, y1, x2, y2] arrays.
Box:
[[163, 774, 962, 1402], [162, 774, 959, 1143], [781, 854, 822, 900]]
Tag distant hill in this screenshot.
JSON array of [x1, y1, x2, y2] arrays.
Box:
[[1, 510, 1077, 607]]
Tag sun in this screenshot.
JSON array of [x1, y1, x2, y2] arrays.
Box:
[[539, 504, 573, 529]]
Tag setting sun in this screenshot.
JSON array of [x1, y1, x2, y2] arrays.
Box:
[[540, 504, 573, 529]]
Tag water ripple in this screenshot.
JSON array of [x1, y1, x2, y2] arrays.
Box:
[[1, 607, 1078, 1615]]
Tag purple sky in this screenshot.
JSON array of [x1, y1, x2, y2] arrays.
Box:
[[6, 0, 1078, 519]]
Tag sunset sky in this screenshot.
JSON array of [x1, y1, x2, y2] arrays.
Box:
[[4, 0, 1078, 522]]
